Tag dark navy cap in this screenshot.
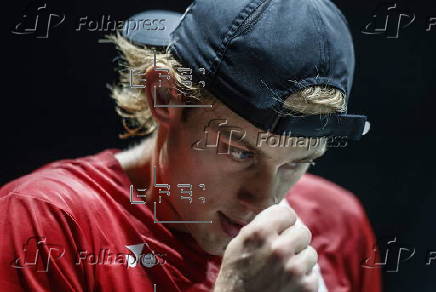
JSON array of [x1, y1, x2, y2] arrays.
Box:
[[122, 0, 370, 140]]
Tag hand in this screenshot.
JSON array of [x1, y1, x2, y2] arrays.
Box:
[[214, 204, 319, 292]]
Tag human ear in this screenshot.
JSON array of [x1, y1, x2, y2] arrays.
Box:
[[144, 65, 180, 128]]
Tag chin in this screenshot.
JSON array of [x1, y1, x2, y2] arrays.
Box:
[[203, 243, 227, 256], [196, 232, 230, 256]]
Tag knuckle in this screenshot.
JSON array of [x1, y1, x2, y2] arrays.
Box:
[[282, 205, 297, 222], [270, 244, 289, 260], [242, 227, 269, 247], [285, 264, 306, 278], [261, 205, 296, 227], [274, 204, 296, 217], [298, 247, 318, 271], [299, 226, 312, 244]]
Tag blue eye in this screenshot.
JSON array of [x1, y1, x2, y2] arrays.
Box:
[[229, 147, 254, 162]]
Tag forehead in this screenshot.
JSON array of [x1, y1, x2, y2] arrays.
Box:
[[193, 101, 326, 162]]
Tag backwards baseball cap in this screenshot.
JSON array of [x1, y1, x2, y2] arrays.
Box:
[[122, 0, 370, 140]]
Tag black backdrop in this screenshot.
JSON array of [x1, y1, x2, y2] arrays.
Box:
[[3, 0, 436, 291]]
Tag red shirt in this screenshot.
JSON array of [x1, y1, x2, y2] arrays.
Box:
[[0, 149, 381, 292]]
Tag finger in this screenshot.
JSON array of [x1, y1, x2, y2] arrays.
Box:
[[248, 204, 297, 235], [284, 246, 318, 276], [271, 225, 312, 257]]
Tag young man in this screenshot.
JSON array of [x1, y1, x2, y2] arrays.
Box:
[[1, 0, 381, 291]]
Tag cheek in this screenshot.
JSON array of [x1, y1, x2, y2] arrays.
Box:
[[277, 169, 307, 196], [167, 123, 244, 206], [165, 154, 237, 212]]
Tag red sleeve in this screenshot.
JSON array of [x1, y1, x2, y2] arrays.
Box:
[[0, 191, 90, 292], [330, 189, 382, 292], [312, 205, 383, 292], [352, 206, 382, 292], [287, 175, 382, 292]]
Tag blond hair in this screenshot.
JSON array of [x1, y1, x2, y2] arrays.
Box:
[[108, 34, 347, 138]]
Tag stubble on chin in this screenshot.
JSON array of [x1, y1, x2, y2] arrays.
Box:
[[197, 231, 229, 256]]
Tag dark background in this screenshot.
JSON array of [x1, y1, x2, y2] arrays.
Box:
[[3, 0, 436, 291]]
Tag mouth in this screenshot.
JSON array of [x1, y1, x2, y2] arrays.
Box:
[[218, 211, 248, 238]]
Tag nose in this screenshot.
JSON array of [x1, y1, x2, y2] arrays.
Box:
[[237, 167, 277, 213]]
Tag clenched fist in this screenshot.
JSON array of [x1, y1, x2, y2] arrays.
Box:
[[214, 204, 319, 292]]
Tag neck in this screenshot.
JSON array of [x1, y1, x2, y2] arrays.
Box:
[[115, 135, 154, 189], [114, 132, 188, 233]]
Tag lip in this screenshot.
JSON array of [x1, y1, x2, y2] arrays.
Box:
[[218, 211, 248, 238]]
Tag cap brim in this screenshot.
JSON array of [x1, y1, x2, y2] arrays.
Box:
[[122, 10, 182, 47]]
